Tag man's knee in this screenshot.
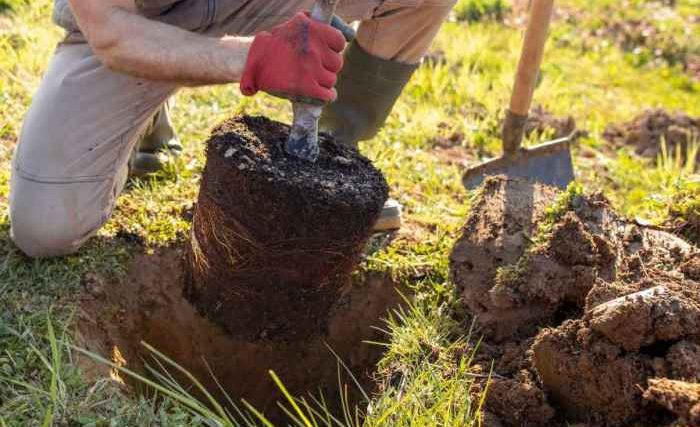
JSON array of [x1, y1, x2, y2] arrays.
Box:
[[358, 0, 456, 63], [9, 176, 106, 258], [11, 214, 82, 259]]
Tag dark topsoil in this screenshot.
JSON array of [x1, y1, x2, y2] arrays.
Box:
[[604, 109, 700, 162], [186, 115, 388, 342], [450, 176, 700, 427]]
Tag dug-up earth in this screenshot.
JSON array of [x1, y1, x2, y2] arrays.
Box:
[[76, 245, 404, 422], [604, 109, 700, 162], [450, 177, 700, 427]]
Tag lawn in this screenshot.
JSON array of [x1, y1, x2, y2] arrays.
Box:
[[0, 0, 698, 425]]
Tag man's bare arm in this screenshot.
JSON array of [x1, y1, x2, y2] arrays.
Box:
[[68, 0, 251, 85]]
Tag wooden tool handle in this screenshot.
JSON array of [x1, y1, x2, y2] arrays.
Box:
[[503, 0, 554, 154], [510, 0, 554, 115]]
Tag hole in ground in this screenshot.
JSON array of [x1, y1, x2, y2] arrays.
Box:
[[552, 301, 584, 325], [75, 244, 407, 422], [639, 340, 676, 358]]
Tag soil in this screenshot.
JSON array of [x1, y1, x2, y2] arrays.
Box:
[[77, 245, 405, 423], [644, 379, 700, 426], [186, 115, 388, 342], [523, 105, 584, 141], [450, 176, 700, 427], [604, 109, 700, 163]]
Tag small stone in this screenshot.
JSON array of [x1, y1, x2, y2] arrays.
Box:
[[238, 164, 247, 171], [224, 148, 237, 158], [333, 156, 352, 166], [241, 155, 253, 164]]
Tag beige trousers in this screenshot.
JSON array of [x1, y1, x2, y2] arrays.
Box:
[[10, 0, 455, 258]]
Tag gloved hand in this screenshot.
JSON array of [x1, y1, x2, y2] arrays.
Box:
[[240, 12, 346, 104]]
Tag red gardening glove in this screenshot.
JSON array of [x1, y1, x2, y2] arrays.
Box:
[[240, 12, 346, 104]]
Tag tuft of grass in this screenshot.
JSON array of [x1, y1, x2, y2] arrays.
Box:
[[532, 181, 585, 247], [667, 177, 700, 245], [452, 0, 511, 23], [605, 141, 699, 224], [367, 293, 485, 427]]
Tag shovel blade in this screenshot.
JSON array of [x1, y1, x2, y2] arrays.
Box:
[[463, 138, 575, 190]]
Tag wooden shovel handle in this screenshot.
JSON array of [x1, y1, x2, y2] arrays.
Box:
[[502, 0, 554, 154], [510, 0, 554, 115]]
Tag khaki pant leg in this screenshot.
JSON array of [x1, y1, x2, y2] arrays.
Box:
[[9, 41, 176, 258], [209, 0, 377, 36], [211, 0, 454, 64], [357, 0, 457, 63]]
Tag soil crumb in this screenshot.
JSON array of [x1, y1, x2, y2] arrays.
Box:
[[77, 245, 405, 423], [450, 176, 700, 427], [604, 109, 700, 163]]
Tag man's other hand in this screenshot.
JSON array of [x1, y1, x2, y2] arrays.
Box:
[[240, 12, 346, 104]]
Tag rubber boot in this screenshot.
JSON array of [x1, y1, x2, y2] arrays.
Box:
[[320, 41, 418, 231], [129, 101, 183, 177]]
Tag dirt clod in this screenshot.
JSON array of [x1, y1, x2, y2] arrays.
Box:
[[644, 379, 700, 426], [587, 286, 700, 352], [450, 176, 700, 426], [485, 373, 556, 427], [533, 319, 654, 426], [604, 109, 700, 163]]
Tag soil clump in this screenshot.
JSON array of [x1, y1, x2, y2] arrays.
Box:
[[604, 109, 700, 163], [450, 176, 700, 427], [77, 245, 404, 422], [186, 115, 388, 342], [644, 379, 700, 426], [523, 105, 583, 141]]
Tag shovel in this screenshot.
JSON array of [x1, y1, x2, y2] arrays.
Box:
[[285, 0, 341, 162], [463, 0, 575, 190]]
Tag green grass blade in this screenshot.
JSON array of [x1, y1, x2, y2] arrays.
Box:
[[268, 371, 313, 427]]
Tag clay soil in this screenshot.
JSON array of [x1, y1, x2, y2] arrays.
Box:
[[77, 245, 404, 423], [604, 109, 700, 163], [186, 115, 388, 342], [450, 176, 700, 427]]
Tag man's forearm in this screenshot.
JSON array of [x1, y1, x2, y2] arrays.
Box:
[[80, 5, 251, 86]]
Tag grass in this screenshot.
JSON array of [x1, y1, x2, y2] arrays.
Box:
[[1, 0, 699, 425]]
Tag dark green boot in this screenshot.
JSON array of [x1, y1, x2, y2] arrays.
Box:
[[320, 41, 418, 231], [320, 41, 418, 149], [129, 101, 182, 177]]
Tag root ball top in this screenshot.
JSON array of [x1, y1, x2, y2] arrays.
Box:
[[207, 115, 388, 208]]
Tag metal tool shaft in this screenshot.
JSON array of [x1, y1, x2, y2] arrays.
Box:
[[285, 0, 340, 162]]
